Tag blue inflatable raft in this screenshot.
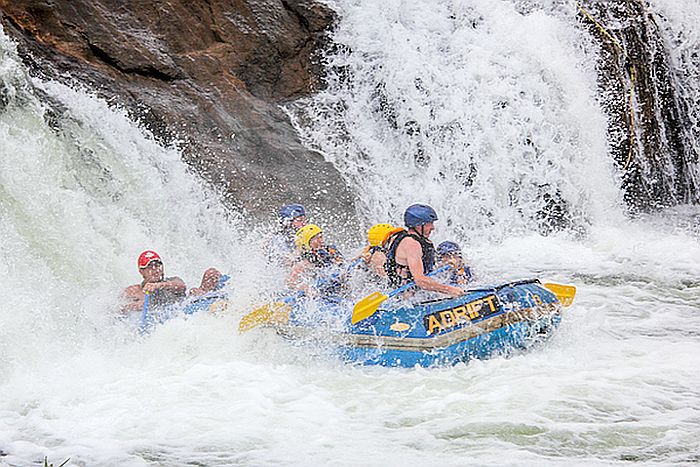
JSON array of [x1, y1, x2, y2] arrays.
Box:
[[135, 291, 229, 333], [267, 279, 563, 367]]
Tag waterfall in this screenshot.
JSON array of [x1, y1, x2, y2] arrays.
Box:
[[1, 3, 700, 466], [646, 0, 700, 199], [0, 28, 266, 373], [288, 0, 624, 245]]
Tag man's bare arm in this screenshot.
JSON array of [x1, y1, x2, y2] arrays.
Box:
[[402, 238, 464, 297], [142, 277, 186, 294], [120, 284, 144, 314]]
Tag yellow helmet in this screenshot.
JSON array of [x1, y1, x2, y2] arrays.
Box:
[[367, 223, 396, 247], [295, 223, 323, 250]]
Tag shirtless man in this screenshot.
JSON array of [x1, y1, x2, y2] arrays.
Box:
[[121, 250, 222, 313], [384, 204, 464, 297]]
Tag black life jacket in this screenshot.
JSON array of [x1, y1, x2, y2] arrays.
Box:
[[385, 230, 435, 288], [301, 245, 344, 268], [300, 245, 345, 295]]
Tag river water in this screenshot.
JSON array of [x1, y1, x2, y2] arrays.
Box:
[[1, 1, 699, 466]]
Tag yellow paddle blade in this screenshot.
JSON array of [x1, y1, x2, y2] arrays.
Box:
[[544, 283, 577, 307], [238, 302, 291, 333], [351, 291, 388, 324], [268, 304, 291, 326]]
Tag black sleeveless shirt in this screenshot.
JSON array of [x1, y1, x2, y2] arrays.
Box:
[[384, 231, 435, 288], [301, 245, 343, 268], [300, 245, 345, 295]]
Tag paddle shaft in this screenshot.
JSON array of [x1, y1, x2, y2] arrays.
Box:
[[139, 292, 150, 335], [351, 265, 453, 324]]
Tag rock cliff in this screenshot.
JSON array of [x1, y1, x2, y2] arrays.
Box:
[[0, 0, 357, 223], [577, 0, 700, 211], [2, 0, 697, 225]]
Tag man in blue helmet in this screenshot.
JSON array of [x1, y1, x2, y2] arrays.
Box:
[[268, 203, 307, 266], [384, 204, 464, 297]]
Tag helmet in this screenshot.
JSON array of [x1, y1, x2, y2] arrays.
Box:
[[437, 241, 461, 257], [404, 204, 438, 228], [279, 204, 306, 222], [295, 224, 323, 250], [137, 250, 162, 269], [367, 223, 395, 247]]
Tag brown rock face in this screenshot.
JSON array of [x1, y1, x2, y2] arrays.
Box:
[[577, 0, 700, 211], [0, 0, 357, 223]]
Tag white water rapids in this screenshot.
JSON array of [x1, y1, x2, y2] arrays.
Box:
[[1, 1, 699, 466]]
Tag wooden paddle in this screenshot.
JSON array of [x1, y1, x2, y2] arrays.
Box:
[[351, 265, 451, 324], [543, 282, 577, 307]]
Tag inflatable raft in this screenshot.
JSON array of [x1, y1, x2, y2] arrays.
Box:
[[137, 278, 230, 334], [263, 279, 565, 367], [135, 291, 229, 334]]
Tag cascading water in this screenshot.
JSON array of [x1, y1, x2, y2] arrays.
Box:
[[0, 27, 265, 369], [646, 0, 700, 195], [289, 0, 622, 243], [1, 1, 700, 466]]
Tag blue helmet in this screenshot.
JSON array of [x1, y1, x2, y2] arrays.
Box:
[[404, 204, 438, 228], [279, 204, 306, 222], [437, 241, 461, 257]]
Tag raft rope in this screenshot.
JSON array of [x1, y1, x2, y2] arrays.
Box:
[[575, 1, 637, 171]]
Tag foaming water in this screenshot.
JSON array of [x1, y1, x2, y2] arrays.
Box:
[[284, 0, 700, 465], [1, 2, 700, 466], [288, 0, 620, 244], [649, 0, 700, 193], [0, 31, 262, 370]]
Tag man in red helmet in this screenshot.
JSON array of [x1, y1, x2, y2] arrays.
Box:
[[121, 250, 222, 314]]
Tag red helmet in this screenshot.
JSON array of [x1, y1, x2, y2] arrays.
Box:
[[137, 250, 162, 269]]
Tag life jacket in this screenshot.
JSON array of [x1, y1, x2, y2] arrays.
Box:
[[385, 230, 435, 288], [301, 245, 344, 268], [142, 277, 186, 308], [449, 265, 473, 285], [298, 244, 345, 296]]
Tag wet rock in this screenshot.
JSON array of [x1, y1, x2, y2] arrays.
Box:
[[0, 80, 8, 111], [577, 0, 700, 211], [0, 0, 357, 223], [534, 186, 571, 235]]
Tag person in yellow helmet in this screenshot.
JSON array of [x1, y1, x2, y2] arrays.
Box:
[[358, 223, 404, 278], [287, 224, 344, 296]]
